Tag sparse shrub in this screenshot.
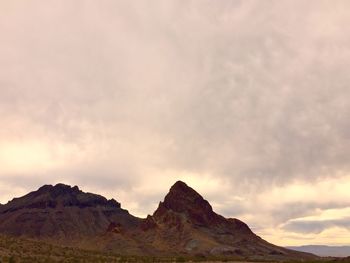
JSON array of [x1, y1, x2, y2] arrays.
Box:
[[175, 256, 186, 262]]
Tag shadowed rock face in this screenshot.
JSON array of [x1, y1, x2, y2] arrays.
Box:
[[0, 184, 139, 242], [154, 181, 219, 226], [153, 181, 252, 235], [0, 184, 121, 213], [0, 181, 317, 260]]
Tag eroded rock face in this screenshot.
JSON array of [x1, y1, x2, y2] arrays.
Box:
[[153, 181, 221, 226], [152, 181, 253, 235], [140, 215, 157, 231], [0, 184, 121, 213], [0, 183, 140, 242]]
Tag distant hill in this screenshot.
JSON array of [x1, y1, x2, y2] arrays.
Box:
[[287, 245, 350, 257], [0, 180, 316, 260]]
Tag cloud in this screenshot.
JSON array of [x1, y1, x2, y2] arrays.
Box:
[[283, 218, 350, 234], [1, 0, 350, 245]]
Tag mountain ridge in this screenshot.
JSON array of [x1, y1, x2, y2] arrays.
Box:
[[0, 180, 316, 260], [0, 183, 122, 213]]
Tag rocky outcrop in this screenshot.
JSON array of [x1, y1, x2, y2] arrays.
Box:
[[153, 181, 223, 226], [0, 184, 121, 213], [0, 184, 140, 244], [151, 181, 254, 238]]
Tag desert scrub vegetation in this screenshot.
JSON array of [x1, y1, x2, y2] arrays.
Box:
[[0, 234, 124, 262], [2, 235, 350, 263]]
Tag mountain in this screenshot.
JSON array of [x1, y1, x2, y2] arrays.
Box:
[[132, 181, 315, 259], [287, 245, 350, 257], [0, 183, 140, 245], [0, 181, 316, 260]]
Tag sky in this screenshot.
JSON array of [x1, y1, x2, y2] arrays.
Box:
[[1, 0, 350, 246]]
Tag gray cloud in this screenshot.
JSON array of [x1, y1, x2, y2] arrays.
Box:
[[270, 202, 350, 225], [2, 1, 350, 186], [283, 217, 350, 234], [1, 0, 350, 244]]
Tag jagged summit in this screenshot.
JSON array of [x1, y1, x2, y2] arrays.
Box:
[[35, 183, 81, 198], [38, 183, 80, 192], [168, 180, 204, 199], [169, 180, 192, 191], [153, 180, 222, 227], [0, 183, 121, 213], [160, 180, 213, 212]]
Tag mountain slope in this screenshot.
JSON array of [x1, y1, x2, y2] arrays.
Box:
[[0, 181, 316, 260]]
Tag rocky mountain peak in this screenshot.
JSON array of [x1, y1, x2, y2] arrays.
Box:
[[0, 183, 121, 213], [162, 181, 213, 212], [153, 181, 221, 226], [168, 180, 200, 196], [37, 183, 80, 196]]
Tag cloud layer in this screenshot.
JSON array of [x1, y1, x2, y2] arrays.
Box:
[[1, 0, 350, 245]]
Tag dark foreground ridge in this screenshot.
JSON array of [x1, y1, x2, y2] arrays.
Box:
[[0, 180, 316, 260]]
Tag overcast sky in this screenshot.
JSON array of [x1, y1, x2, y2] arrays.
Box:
[[1, 0, 350, 246]]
